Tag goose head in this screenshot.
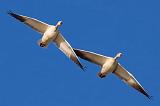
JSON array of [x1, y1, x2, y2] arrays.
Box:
[[55, 21, 63, 30], [56, 21, 63, 26], [114, 52, 122, 60]]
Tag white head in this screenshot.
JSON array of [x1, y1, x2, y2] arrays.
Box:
[[114, 52, 123, 60], [56, 21, 63, 27], [55, 21, 63, 31]]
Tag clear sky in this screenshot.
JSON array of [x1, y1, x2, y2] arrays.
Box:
[[0, 0, 159, 106]]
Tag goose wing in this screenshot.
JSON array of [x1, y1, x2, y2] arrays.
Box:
[[73, 49, 109, 66], [54, 33, 84, 70], [8, 11, 49, 34], [113, 63, 150, 98]]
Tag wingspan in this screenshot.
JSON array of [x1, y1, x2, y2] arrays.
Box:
[[8, 11, 49, 34], [54, 33, 84, 70], [73, 49, 109, 66], [113, 63, 151, 98]]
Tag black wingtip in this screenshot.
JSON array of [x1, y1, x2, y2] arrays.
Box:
[[77, 62, 86, 71], [7, 10, 13, 15], [145, 94, 153, 100], [140, 89, 153, 100], [73, 48, 83, 57], [80, 65, 87, 71], [7, 10, 16, 17], [7, 10, 26, 22]]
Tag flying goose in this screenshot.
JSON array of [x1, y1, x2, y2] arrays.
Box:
[[73, 49, 151, 98], [8, 11, 84, 70]]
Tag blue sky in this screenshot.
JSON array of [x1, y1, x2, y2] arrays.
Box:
[[0, 0, 159, 106]]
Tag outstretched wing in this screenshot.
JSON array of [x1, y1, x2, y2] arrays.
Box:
[[8, 11, 49, 34], [73, 49, 109, 66], [54, 33, 84, 70], [113, 63, 151, 98]]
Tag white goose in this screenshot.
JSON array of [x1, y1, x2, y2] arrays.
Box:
[[8, 11, 84, 70], [73, 49, 151, 98]]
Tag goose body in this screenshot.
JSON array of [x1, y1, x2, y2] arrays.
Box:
[[98, 58, 118, 78], [73, 49, 151, 98], [40, 26, 58, 46], [8, 11, 84, 70]]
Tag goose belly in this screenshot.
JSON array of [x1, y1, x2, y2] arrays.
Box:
[[41, 27, 58, 44], [101, 60, 118, 75]]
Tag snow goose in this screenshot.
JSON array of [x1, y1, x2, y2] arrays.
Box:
[[8, 11, 84, 70], [73, 49, 151, 98]]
